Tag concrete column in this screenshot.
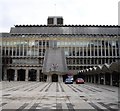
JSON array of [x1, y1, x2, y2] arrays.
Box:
[[15, 44, 17, 56], [90, 40, 92, 57], [58, 75, 63, 82], [90, 75, 92, 83], [23, 42, 24, 56], [14, 69, 17, 81], [88, 76, 90, 82], [5, 43, 6, 55], [93, 41, 95, 56], [58, 75, 60, 82], [110, 73, 113, 86], [115, 40, 117, 57], [83, 45, 84, 57], [103, 74, 106, 85], [47, 75, 51, 82], [30, 42, 32, 57], [108, 40, 110, 56], [12, 45, 13, 56], [41, 40, 43, 56], [98, 74, 100, 84], [111, 40, 113, 57], [36, 69, 39, 82], [19, 40, 20, 56], [33, 43, 35, 57], [38, 40, 39, 56], [101, 40, 102, 56], [105, 40, 106, 57], [8, 44, 10, 56], [4, 69, 7, 81], [25, 69, 28, 81], [97, 40, 99, 57], [94, 75, 96, 83]]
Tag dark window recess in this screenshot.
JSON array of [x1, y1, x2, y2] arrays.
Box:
[[48, 18, 54, 25], [91, 59, 94, 64], [95, 50, 97, 56], [57, 18, 63, 25], [88, 50, 90, 56], [99, 49, 101, 56], [106, 50, 108, 56], [117, 49, 119, 56]]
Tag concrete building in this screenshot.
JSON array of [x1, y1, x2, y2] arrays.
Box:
[[1, 16, 120, 84]]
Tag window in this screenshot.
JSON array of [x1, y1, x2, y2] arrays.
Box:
[[48, 18, 54, 24], [57, 18, 63, 25]]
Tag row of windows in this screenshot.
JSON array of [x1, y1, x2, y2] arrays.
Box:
[[66, 58, 118, 65], [2, 39, 118, 48], [2, 47, 119, 57], [3, 58, 44, 65]]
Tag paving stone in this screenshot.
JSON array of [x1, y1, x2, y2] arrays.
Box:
[[1, 81, 119, 110]]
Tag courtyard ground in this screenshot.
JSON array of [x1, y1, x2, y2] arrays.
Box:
[[0, 81, 119, 110]]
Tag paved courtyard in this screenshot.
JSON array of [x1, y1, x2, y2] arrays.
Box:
[[0, 81, 119, 110]]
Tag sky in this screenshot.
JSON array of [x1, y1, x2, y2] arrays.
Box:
[[0, 0, 119, 32]]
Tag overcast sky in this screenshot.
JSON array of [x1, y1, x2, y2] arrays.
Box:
[[0, 0, 119, 32]]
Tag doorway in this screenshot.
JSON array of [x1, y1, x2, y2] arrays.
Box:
[[28, 69, 37, 81], [18, 69, 25, 81], [52, 74, 58, 82], [7, 69, 15, 81]]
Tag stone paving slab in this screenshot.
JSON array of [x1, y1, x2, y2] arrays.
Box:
[[0, 81, 119, 110]]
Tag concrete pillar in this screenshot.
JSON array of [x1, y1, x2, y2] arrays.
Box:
[[58, 75, 63, 82], [98, 74, 100, 84], [58, 75, 60, 82], [87, 75, 90, 82], [25, 69, 28, 81], [90, 75, 92, 83], [94, 75, 96, 83], [4, 69, 7, 81], [14, 69, 17, 81], [47, 75, 51, 82], [36, 69, 39, 82], [103, 74, 106, 85], [118, 75, 120, 87], [110, 73, 113, 86]]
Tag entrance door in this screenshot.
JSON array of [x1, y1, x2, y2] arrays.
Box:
[[18, 69, 25, 81], [7, 69, 15, 81], [52, 74, 58, 82], [28, 69, 37, 81]]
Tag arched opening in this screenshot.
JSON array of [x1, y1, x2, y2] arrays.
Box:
[[7, 69, 15, 81], [105, 72, 110, 85], [28, 69, 37, 81], [17, 69, 25, 81], [112, 71, 119, 87], [100, 73, 104, 84], [52, 74, 58, 82]]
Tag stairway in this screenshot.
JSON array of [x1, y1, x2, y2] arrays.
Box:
[[42, 48, 68, 75]]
